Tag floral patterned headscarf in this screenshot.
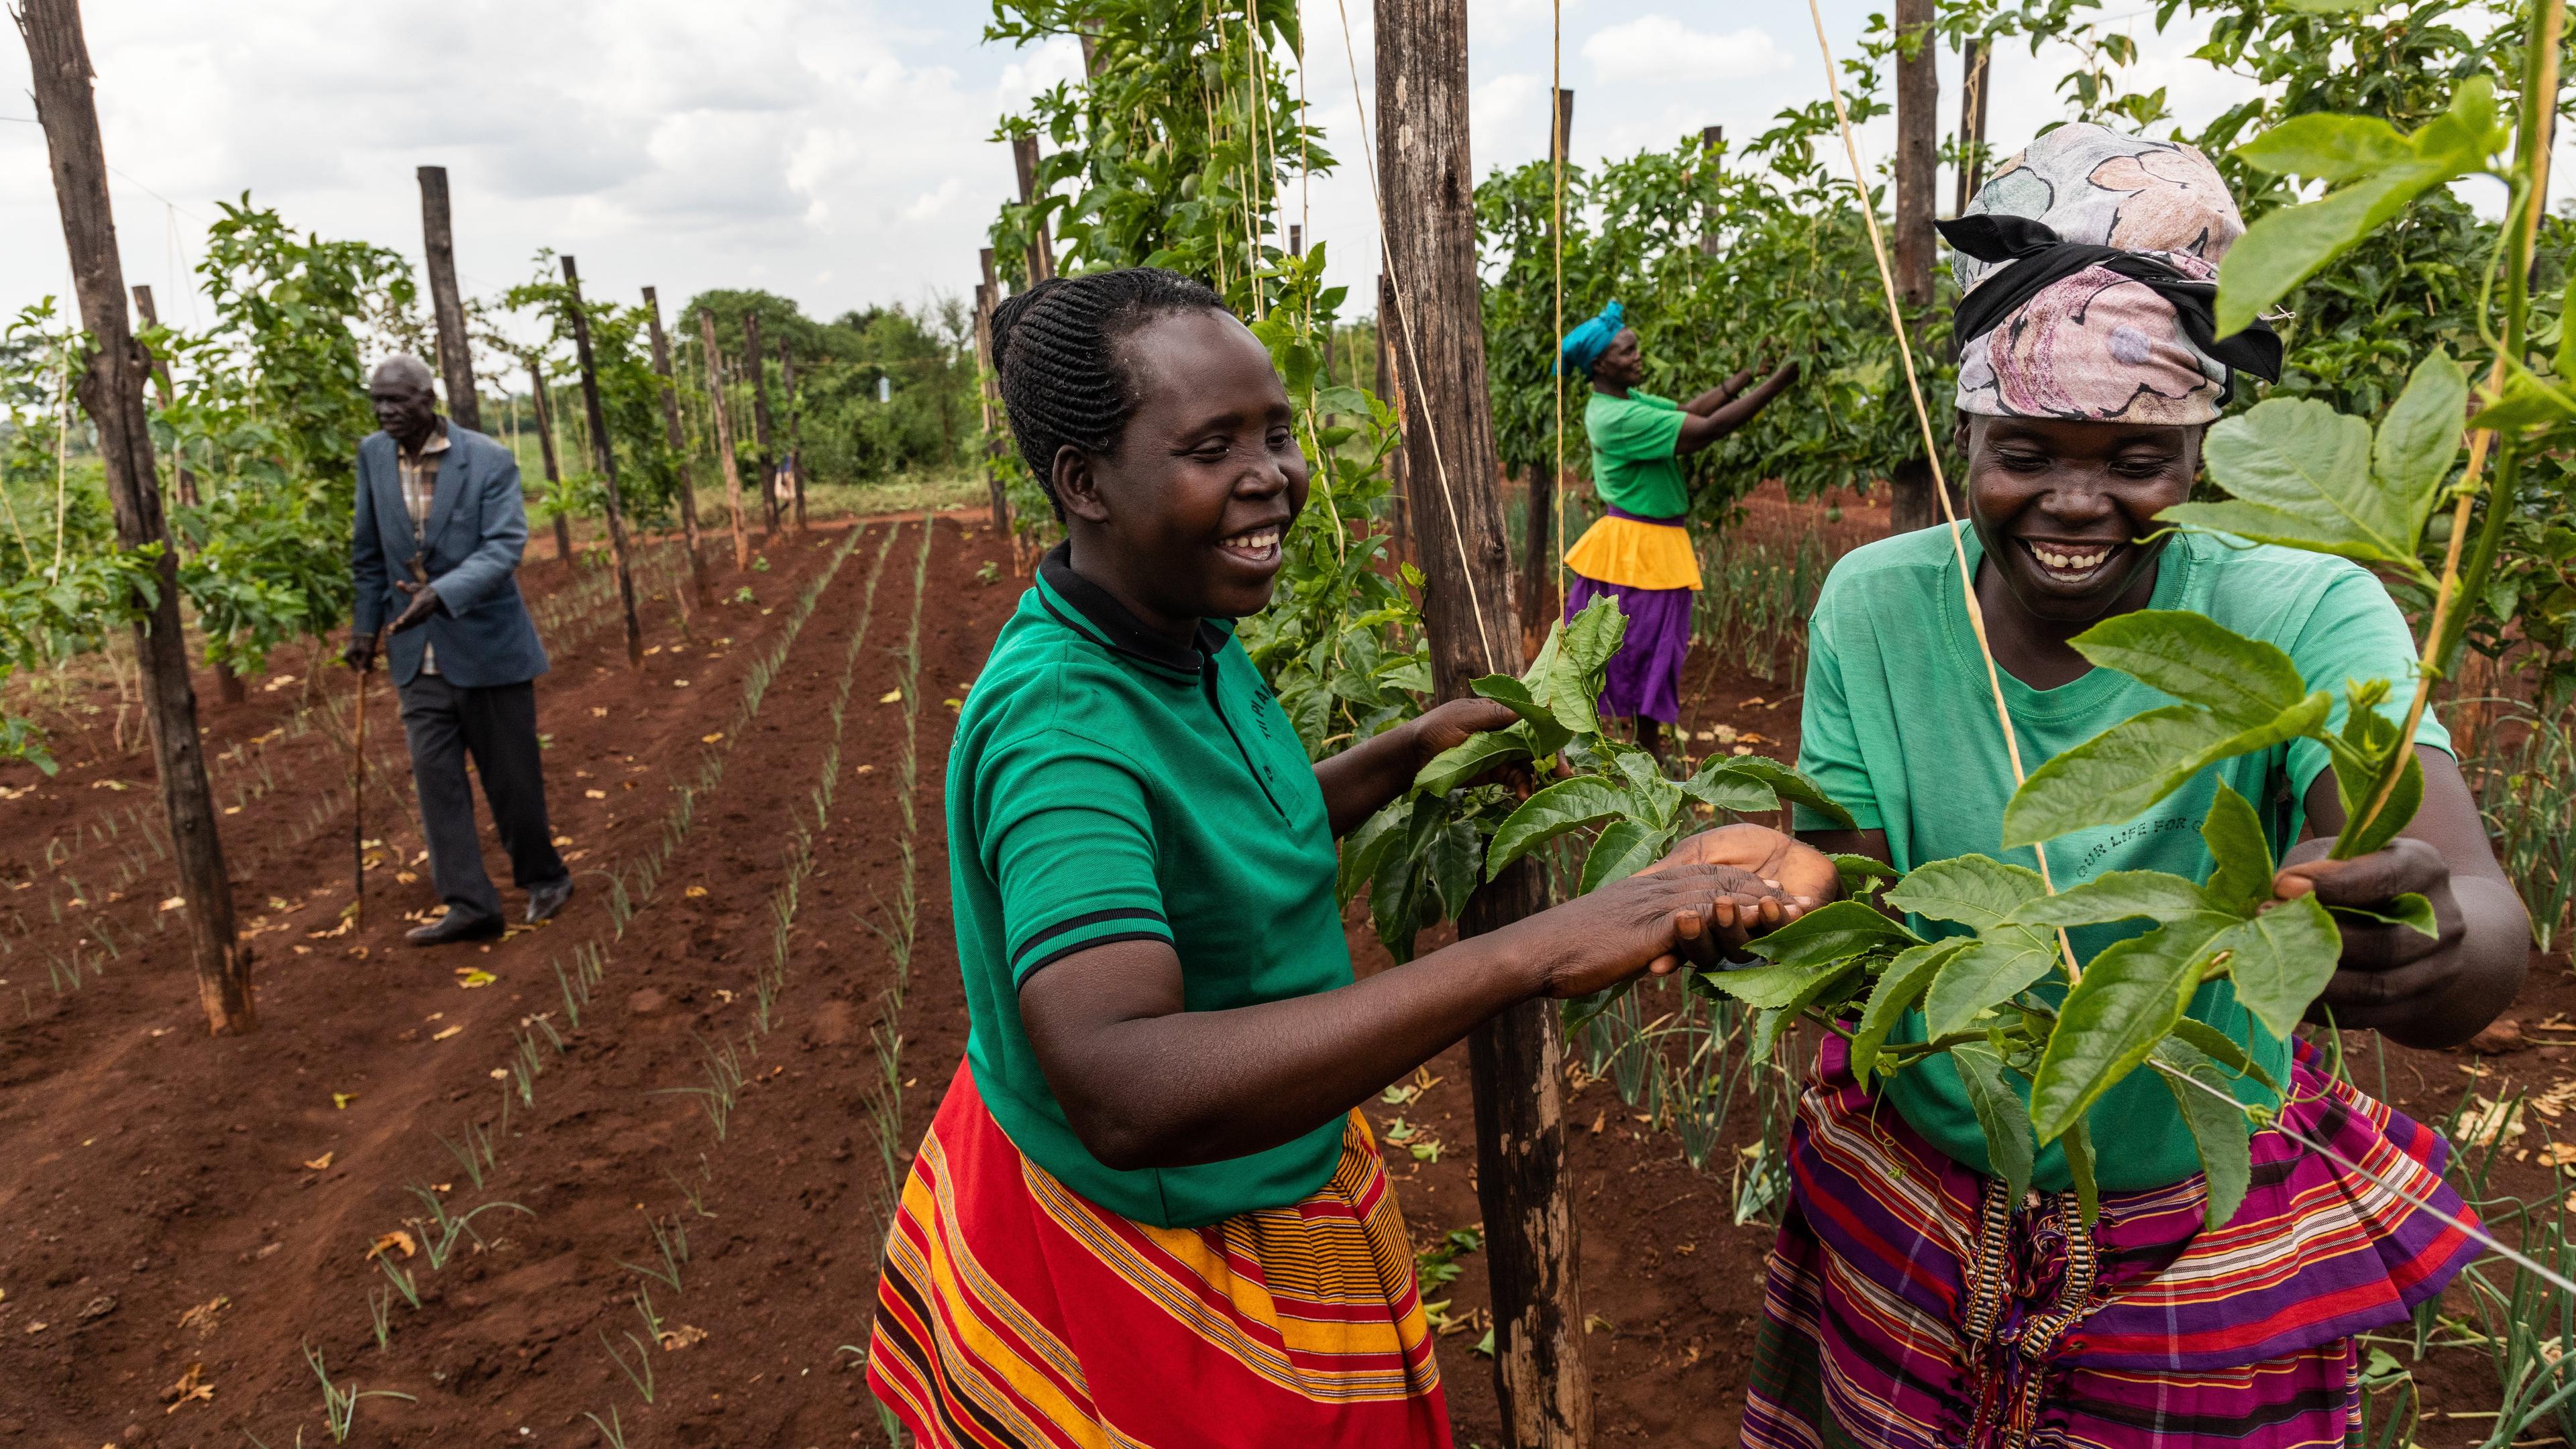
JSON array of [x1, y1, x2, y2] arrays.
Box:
[[1951, 124, 2248, 425]]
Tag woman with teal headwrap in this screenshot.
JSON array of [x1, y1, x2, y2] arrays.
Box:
[[1556, 302, 1799, 759]]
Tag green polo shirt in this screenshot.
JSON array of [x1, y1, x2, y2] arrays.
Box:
[[948, 543, 1354, 1228], [1585, 388, 1689, 519]]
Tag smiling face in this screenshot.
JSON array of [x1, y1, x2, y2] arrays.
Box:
[[1963, 413, 2201, 625], [1591, 327, 1646, 389], [1053, 307, 1308, 631]]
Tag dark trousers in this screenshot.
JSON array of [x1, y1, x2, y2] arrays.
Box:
[[395, 674, 567, 920]]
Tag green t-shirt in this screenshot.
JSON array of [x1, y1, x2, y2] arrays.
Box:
[[1585, 389, 1689, 519], [948, 544, 1353, 1228], [1792, 527, 2449, 1192]]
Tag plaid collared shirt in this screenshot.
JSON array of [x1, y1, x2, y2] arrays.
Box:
[[395, 423, 452, 675]]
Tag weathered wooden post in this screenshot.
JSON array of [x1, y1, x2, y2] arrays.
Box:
[[641, 287, 710, 608], [744, 314, 779, 536], [416, 165, 481, 432], [1012, 134, 1057, 284], [131, 283, 241, 706], [778, 337, 806, 532], [1376, 272, 1410, 568], [558, 256, 643, 669], [1957, 38, 1992, 213], [698, 310, 752, 571], [1889, 0, 1941, 531], [1697, 124, 1724, 257], [976, 248, 1014, 549], [1521, 88, 1575, 646], [524, 357, 577, 564], [20, 0, 250, 1035], [1376, 3, 1589, 1442]]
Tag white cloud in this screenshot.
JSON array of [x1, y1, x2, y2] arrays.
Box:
[[1582, 15, 1790, 85]]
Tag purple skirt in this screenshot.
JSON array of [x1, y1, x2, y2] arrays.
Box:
[[1565, 570, 1691, 726]]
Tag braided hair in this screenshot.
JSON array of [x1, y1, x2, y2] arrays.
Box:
[[989, 267, 1226, 517]]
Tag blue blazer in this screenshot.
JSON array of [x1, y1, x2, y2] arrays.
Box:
[[352, 424, 549, 688]]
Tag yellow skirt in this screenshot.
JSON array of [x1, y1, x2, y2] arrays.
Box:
[[1562, 512, 1702, 591]]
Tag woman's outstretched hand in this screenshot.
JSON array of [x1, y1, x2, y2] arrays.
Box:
[[1635, 824, 1843, 956], [1506, 863, 1786, 998]]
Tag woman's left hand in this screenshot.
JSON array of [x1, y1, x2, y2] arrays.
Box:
[[2275, 837, 2467, 1029], [1407, 698, 1523, 772]]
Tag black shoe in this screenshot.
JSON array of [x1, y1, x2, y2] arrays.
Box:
[[526, 877, 576, 925], [407, 909, 506, 947]]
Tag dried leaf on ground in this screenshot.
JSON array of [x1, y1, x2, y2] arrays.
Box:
[[174, 1296, 227, 1338], [303, 1152, 333, 1171], [455, 967, 496, 989], [431, 1025, 462, 1041], [658, 1323, 708, 1350], [2461, 1094, 2527, 1148], [368, 1230, 417, 1261], [162, 1361, 212, 1412]]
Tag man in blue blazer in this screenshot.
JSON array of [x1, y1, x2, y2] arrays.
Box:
[[346, 356, 573, 945]]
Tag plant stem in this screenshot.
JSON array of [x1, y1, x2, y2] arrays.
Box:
[[2343, 0, 2563, 856]]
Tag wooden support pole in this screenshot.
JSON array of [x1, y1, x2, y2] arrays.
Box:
[[744, 313, 778, 536], [558, 255, 643, 669], [133, 283, 241, 705], [525, 357, 575, 564], [641, 286, 709, 610], [20, 0, 249, 1035], [778, 336, 805, 532], [1375, 4, 1589, 1442], [1521, 89, 1574, 647], [1376, 271, 1409, 568], [974, 247, 1013, 547], [1697, 124, 1724, 257], [1012, 134, 1056, 284], [699, 310, 751, 572], [1890, 0, 1941, 533], [1956, 38, 1992, 213], [416, 165, 481, 432]]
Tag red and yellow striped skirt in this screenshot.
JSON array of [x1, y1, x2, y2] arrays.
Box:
[[867, 1061, 1452, 1448]]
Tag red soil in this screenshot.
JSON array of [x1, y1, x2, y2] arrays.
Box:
[[0, 504, 2558, 1447]]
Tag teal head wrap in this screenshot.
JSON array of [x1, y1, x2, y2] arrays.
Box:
[[1557, 301, 1625, 375]]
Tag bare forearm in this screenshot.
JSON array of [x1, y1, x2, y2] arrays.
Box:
[[1046, 934, 1540, 1169], [1314, 720, 1424, 837], [1676, 371, 1794, 455], [1682, 371, 1754, 415]]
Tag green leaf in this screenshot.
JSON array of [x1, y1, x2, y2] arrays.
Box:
[[1339, 801, 1411, 904], [2069, 610, 2306, 729], [2168, 1017, 2282, 1093], [1470, 675, 1554, 731], [1611, 749, 1685, 829], [1681, 771, 1778, 815], [2153, 1037, 2254, 1230], [2002, 695, 2330, 846], [1557, 596, 1627, 678], [1921, 929, 2061, 1039], [1748, 965, 1862, 1064], [2005, 870, 2225, 928], [1578, 818, 1668, 894], [2063, 1116, 2102, 1226], [1694, 755, 1858, 829], [1741, 898, 1921, 969], [1485, 777, 1629, 879], [1833, 854, 1900, 900], [2464, 370, 2576, 434], [2208, 892, 2343, 1038], [1560, 978, 1640, 1034], [2178, 397, 2432, 578], [2371, 350, 2467, 506], [2328, 891, 2438, 938], [2337, 745, 2422, 859], [2201, 781, 2277, 915], [2233, 113, 2408, 181], [1697, 958, 1854, 1011], [1849, 939, 1970, 1085], [1413, 729, 1533, 797], [2028, 912, 2235, 1142], [1951, 1044, 2035, 1204], [1424, 819, 1483, 918], [1883, 855, 2049, 932]]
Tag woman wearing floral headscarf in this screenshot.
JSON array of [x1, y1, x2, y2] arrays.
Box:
[[1664, 124, 2525, 1448], [1557, 302, 1799, 759]]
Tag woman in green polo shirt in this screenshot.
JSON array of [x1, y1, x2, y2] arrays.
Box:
[[1674, 125, 2530, 1449], [864, 266, 1803, 1449]]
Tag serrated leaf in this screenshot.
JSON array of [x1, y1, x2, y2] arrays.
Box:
[[2201, 781, 2276, 915], [1338, 801, 1410, 904], [1694, 754, 1857, 829], [2005, 870, 2224, 929], [1579, 818, 1668, 894], [1884, 855, 2049, 931], [1681, 772, 1777, 814], [2029, 912, 2235, 1141], [1921, 929, 2059, 1038], [2179, 397, 2432, 578], [1557, 596, 1627, 678], [2337, 745, 2422, 859], [2210, 892, 2343, 1037], [2372, 350, 2466, 505], [2154, 1038, 2254, 1230], [1833, 853, 1900, 900], [2002, 694, 2330, 846], [1702, 956, 1864, 1011], [1486, 777, 1631, 879], [1952, 1044, 2035, 1204], [1849, 938, 1970, 1085], [1741, 898, 1920, 969], [2168, 1017, 2281, 1092], [2328, 891, 2438, 938], [1424, 819, 1483, 918], [2063, 1116, 2102, 1225], [1611, 749, 1684, 828], [2070, 610, 2306, 729], [2464, 370, 2576, 434], [1470, 675, 1554, 731], [2233, 111, 2408, 181], [1413, 729, 1534, 797], [1748, 965, 1862, 1064]]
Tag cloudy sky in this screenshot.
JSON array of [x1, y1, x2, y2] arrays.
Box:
[[0, 0, 2499, 350]]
